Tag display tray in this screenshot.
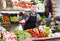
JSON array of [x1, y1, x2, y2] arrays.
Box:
[[32, 37, 60, 41]]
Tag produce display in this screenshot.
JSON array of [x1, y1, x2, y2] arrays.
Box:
[[27, 28, 46, 38], [2, 14, 10, 24], [11, 1, 45, 12], [0, 25, 60, 41], [14, 30, 32, 41], [10, 14, 18, 23], [0, 0, 45, 11], [12, 1, 32, 9], [42, 26, 52, 36], [3, 31, 17, 41]]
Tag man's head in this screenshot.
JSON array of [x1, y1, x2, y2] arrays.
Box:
[[31, 3, 36, 12], [31, 5, 36, 12]]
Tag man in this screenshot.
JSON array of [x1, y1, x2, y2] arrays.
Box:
[[23, 5, 40, 30]]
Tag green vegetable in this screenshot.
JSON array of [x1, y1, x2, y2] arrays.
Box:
[[14, 30, 32, 41], [0, 39, 3, 41], [45, 30, 52, 36], [57, 25, 60, 31], [42, 26, 52, 36], [23, 31, 32, 38], [10, 16, 18, 22]]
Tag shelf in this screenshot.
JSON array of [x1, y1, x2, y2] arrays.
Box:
[[0, 7, 45, 13], [0, 11, 20, 13], [0, 9, 45, 12]]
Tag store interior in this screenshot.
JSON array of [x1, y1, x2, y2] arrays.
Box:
[[0, 0, 60, 41]]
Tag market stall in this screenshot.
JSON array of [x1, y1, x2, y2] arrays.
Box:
[[0, 0, 60, 41]]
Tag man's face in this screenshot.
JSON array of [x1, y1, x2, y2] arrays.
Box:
[[31, 5, 36, 12]]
